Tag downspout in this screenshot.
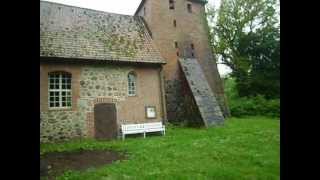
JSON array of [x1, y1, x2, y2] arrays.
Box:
[[159, 66, 168, 124]]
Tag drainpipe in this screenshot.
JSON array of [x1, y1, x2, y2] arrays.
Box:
[[159, 66, 168, 124]]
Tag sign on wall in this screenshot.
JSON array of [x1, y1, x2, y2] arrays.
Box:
[[145, 106, 156, 119]]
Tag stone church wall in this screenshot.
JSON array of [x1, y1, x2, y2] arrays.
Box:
[[40, 62, 164, 143]]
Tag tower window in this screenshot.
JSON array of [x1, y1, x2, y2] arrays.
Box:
[[169, 0, 175, 10], [191, 43, 194, 50], [173, 20, 177, 27], [191, 43, 195, 57], [177, 51, 180, 57], [144, 7, 146, 16], [187, 4, 192, 13], [174, 41, 178, 48]]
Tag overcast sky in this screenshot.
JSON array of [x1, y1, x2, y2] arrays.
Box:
[[42, 0, 231, 76]]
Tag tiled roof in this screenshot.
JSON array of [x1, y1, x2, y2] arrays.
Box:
[[40, 1, 165, 64]]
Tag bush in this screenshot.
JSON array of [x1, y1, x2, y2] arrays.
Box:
[[224, 78, 280, 118], [229, 96, 279, 117]]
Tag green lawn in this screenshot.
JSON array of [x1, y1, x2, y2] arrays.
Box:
[[41, 116, 280, 180]]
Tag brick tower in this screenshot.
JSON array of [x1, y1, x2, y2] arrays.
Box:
[[135, 0, 230, 123]]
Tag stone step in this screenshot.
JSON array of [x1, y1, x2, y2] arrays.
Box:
[[179, 58, 224, 127]]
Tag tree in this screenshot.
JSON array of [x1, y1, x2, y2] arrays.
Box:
[[207, 0, 279, 98]]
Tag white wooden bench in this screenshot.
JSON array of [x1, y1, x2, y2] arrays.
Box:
[[121, 122, 165, 140]]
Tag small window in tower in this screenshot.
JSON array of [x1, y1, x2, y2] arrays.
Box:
[[174, 41, 178, 48], [169, 0, 175, 10], [191, 43, 194, 50], [177, 51, 180, 57], [144, 7, 146, 16], [187, 4, 192, 13], [173, 20, 177, 27], [191, 43, 195, 57]]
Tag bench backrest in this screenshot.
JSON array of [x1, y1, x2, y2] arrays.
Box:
[[121, 122, 163, 132], [121, 123, 145, 132], [144, 122, 163, 129]]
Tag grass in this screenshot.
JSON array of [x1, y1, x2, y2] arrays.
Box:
[[41, 116, 280, 180]]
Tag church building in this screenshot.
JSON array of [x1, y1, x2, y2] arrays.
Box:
[[40, 0, 229, 143]]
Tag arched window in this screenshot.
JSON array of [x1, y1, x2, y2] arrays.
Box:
[[128, 72, 137, 96], [48, 71, 72, 108]]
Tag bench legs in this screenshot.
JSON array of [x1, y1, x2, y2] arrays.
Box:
[[162, 130, 165, 136], [122, 131, 165, 140]]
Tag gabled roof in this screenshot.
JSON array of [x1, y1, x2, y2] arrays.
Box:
[[40, 1, 165, 64]]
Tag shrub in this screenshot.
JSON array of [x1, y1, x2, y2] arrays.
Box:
[[224, 78, 280, 118]]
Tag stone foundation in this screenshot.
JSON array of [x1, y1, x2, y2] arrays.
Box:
[[165, 78, 203, 126]]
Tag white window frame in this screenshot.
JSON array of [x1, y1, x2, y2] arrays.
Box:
[[128, 72, 137, 96], [48, 72, 72, 109]]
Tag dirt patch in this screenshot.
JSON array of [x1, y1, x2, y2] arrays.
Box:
[[40, 150, 126, 179]]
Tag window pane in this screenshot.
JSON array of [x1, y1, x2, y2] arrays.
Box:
[[48, 72, 72, 108], [67, 102, 71, 107]]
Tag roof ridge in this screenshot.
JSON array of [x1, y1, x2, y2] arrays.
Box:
[[40, 0, 134, 17]]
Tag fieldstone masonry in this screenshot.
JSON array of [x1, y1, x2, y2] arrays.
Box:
[[40, 65, 132, 143], [179, 58, 224, 126], [40, 110, 86, 142]]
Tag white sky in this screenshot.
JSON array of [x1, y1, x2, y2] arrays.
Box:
[[42, 0, 231, 76]]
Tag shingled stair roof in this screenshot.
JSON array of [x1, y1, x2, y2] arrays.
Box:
[[179, 58, 224, 127], [40, 1, 165, 64]]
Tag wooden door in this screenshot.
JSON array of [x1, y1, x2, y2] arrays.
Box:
[[94, 103, 117, 140]]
